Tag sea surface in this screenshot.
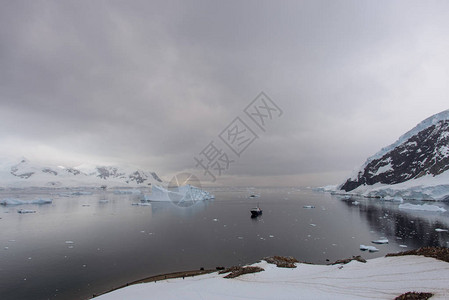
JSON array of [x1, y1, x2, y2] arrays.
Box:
[[1, 187, 449, 300]]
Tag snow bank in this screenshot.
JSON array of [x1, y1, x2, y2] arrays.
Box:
[[399, 203, 447, 212], [342, 171, 449, 201], [0, 198, 53, 205], [95, 256, 449, 300]]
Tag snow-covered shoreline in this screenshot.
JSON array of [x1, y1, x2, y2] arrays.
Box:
[[318, 170, 449, 201], [94, 254, 449, 300]]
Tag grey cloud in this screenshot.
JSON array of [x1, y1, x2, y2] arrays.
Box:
[[1, 0, 449, 186]]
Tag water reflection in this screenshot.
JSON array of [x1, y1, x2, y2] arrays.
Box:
[[338, 196, 449, 249]]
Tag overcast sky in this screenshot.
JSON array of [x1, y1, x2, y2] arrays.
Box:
[[1, 0, 449, 186]]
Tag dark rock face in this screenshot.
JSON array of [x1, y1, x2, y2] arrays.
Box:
[[42, 168, 58, 176], [341, 119, 449, 192], [128, 171, 147, 184], [65, 168, 80, 175], [151, 172, 163, 183], [96, 167, 126, 180]]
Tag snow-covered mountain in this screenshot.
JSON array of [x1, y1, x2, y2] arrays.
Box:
[[339, 109, 449, 200], [0, 157, 163, 188]]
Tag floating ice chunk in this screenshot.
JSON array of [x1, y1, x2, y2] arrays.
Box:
[[360, 245, 379, 252], [1, 198, 52, 205], [58, 193, 72, 197], [113, 189, 141, 195], [303, 205, 315, 209], [372, 239, 389, 244], [399, 245, 408, 248], [352, 201, 360, 205], [310, 224, 316, 227], [399, 203, 447, 212], [65, 241, 74, 244], [17, 209, 36, 214], [71, 191, 93, 196], [131, 202, 151, 206], [213, 219, 219, 222], [269, 235, 274, 238], [435, 228, 448, 232]]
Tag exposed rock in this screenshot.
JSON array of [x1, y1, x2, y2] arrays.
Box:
[[219, 266, 264, 278], [386, 246, 449, 263], [331, 255, 366, 265], [394, 292, 433, 300], [264, 256, 299, 268]]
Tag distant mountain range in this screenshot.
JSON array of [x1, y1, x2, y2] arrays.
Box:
[[0, 158, 162, 188], [338, 109, 449, 201]]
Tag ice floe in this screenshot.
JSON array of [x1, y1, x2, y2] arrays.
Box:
[[17, 209, 36, 214], [371, 239, 388, 244], [113, 189, 141, 195], [398, 203, 447, 212], [1, 198, 52, 205], [360, 245, 379, 252]]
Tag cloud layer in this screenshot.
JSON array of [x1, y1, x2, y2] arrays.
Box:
[[1, 0, 449, 186]]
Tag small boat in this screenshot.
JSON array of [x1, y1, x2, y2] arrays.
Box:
[[250, 205, 263, 217]]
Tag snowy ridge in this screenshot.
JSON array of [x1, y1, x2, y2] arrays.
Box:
[[348, 109, 449, 181], [0, 157, 162, 188], [339, 109, 449, 199]]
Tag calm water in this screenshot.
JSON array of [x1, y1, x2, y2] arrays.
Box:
[[1, 187, 449, 300]]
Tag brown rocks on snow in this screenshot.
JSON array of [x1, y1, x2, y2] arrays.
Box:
[[264, 256, 299, 268], [219, 266, 265, 278]]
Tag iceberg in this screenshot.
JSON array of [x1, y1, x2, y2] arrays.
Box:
[[398, 203, 447, 212], [142, 185, 214, 204], [1, 198, 53, 205]]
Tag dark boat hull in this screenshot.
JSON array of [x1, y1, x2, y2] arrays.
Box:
[[250, 210, 262, 217]]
